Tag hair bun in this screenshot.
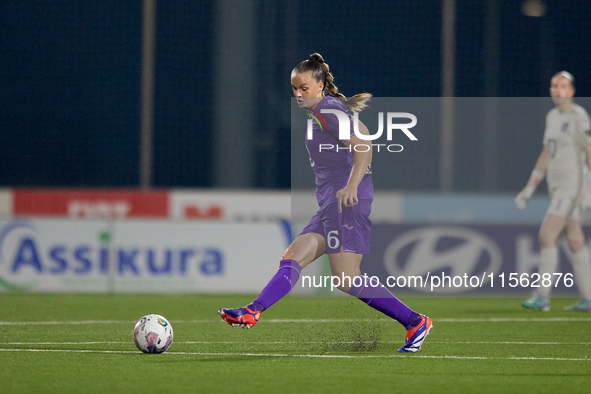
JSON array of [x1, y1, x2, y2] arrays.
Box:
[[308, 53, 324, 65]]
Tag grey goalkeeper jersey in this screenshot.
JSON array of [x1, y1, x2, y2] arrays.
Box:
[[543, 103, 591, 190]]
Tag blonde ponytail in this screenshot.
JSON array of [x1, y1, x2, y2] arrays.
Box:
[[293, 52, 372, 112]]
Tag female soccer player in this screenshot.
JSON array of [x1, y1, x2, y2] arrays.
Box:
[[218, 53, 432, 353], [516, 71, 591, 312]]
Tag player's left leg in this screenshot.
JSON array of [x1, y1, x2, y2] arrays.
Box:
[[563, 220, 591, 311]]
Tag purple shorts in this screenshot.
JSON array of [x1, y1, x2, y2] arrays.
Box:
[[299, 199, 371, 254]]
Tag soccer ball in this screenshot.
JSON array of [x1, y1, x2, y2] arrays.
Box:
[[133, 314, 174, 354]]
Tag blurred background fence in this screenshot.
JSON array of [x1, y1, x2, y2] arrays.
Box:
[[2, 0, 590, 192]]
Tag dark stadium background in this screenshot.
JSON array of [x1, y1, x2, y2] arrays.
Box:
[[1, 0, 590, 191]]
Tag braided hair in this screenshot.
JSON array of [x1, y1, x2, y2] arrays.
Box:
[[292, 53, 372, 112]]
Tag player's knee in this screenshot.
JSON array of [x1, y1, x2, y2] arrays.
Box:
[[281, 246, 292, 261], [538, 232, 556, 249]]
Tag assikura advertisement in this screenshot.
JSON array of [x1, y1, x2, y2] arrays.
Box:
[[0, 219, 289, 293]]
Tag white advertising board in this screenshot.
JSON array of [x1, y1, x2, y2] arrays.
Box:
[[0, 219, 289, 293]]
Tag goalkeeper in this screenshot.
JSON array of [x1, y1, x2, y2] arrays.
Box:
[[516, 71, 591, 312]]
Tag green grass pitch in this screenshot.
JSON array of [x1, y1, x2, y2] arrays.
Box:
[[1, 294, 590, 393]]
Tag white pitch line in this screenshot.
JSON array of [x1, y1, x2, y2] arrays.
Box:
[[435, 317, 591, 322], [0, 348, 589, 361], [2, 317, 591, 325], [0, 320, 131, 326], [438, 341, 591, 345], [1, 342, 127, 345], [1, 340, 590, 346], [251, 317, 591, 323]]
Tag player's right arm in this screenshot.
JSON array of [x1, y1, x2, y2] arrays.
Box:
[[515, 145, 548, 210]]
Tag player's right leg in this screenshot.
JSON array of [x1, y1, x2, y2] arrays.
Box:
[[328, 252, 432, 352], [324, 201, 432, 353], [523, 213, 566, 311], [218, 232, 326, 328]]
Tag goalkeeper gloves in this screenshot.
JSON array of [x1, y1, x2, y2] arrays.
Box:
[[515, 169, 544, 210]]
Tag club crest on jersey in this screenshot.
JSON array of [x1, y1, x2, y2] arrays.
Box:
[[561, 122, 568, 132], [306, 108, 329, 140]]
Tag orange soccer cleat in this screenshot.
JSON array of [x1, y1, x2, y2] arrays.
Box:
[[397, 314, 433, 353], [217, 306, 261, 329]]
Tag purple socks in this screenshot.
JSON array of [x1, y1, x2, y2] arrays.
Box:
[[247, 259, 301, 312], [349, 276, 421, 329], [247, 263, 420, 330]]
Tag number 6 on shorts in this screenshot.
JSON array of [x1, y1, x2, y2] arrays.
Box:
[[327, 230, 340, 250]]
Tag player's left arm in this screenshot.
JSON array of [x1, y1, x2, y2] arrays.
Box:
[[336, 121, 372, 212]]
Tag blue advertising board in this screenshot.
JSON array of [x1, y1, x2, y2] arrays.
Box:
[[356, 223, 585, 296]]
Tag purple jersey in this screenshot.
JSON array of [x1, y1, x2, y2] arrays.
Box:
[[304, 96, 373, 207]]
